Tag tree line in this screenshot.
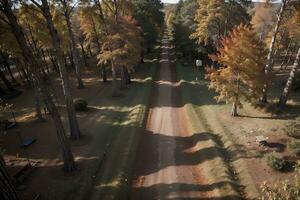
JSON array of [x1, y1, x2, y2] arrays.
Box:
[[0, 1, 164, 191], [167, 0, 300, 116]]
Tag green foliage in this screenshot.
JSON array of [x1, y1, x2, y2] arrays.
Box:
[[73, 98, 88, 111], [132, 0, 164, 51], [288, 140, 300, 156], [168, 0, 199, 59], [265, 153, 286, 171], [191, 0, 250, 48], [260, 161, 300, 200], [206, 24, 267, 114], [285, 117, 300, 139]]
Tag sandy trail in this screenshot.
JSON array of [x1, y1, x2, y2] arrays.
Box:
[[131, 34, 209, 199]]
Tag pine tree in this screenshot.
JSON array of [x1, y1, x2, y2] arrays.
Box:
[[191, 0, 250, 47], [30, 0, 82, 140], [207, 24, 267, 116]]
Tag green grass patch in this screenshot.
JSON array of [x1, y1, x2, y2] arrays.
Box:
[[177, 63, 259, 199], [83, 58, 157, 200]]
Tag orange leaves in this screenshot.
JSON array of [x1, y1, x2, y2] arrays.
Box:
[[206, 24, 267, 107]]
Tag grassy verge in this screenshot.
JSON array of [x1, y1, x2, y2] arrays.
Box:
[[177, 62, 259, 199], [81, 56, 157, 200]]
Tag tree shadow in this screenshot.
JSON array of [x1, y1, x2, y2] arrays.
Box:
[[131, 130, 254, 198], [238, 114, 298, 120], [131, 182, 240, 200]]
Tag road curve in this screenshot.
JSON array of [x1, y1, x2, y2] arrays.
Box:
[[131, 33, 209, 199]]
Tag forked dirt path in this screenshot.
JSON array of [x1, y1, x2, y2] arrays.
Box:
[[131, 34, 210, 199]]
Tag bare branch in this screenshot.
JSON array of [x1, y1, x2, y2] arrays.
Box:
[[0, 14, 10, 25], [30, 0, 43, 10]]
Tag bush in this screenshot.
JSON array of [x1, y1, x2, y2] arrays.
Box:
[[73, 98, 88, 111], [288, 140, 300, 156], [260, 160, 300, 200], [266, 153, 286, 171], [284, 117, 300, 139]]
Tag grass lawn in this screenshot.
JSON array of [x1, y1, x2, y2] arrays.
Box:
[[177, 62, 300, 199]]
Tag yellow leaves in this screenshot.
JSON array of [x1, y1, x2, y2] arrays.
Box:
[[207, 24, 267, 106], [97, 15, 142, 70]]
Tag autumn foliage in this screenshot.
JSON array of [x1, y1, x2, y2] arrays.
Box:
[[206, 24, 267, 116]]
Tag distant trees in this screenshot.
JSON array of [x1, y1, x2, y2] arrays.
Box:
[[206, 25, 267, 116], [191, 0, 250, 49], [167, 0, 199, 60], [132, 0, 164, 54], [59, 0, 85, 88]]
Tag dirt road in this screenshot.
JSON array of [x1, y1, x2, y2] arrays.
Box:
[[131, 34, 209, 199]]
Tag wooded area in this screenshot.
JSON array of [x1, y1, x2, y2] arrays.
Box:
[[0, 0, 300, 199]]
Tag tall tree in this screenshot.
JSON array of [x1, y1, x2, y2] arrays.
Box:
[[191, 0, 250, 48], [59, 0, 84, 88], [78, 2, 107, 82], [30, 0, 81, 139], [261, 0, 288, 103], [0, 0, 75, 171], [0, 154, 19, 200], [207, 24, 267, 116], [169, 0, 199, 59], [132, 0, 164, 53], [278, 47, 300, 109], [278, 4, 300, 109]]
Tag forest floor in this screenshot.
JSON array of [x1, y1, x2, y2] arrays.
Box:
[[0, 54, 156, 199], [177, 60, 300, 199]]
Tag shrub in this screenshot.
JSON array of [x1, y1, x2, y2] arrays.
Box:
[[73, 98, 88, 111], [260, 160, 300, 200], [288, 140, 300, 156], [266, 153, 286, 171], [284, 117, 300, 139]]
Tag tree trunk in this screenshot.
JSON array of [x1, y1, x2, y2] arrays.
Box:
[[47, 49, 59, 73], [285, 44, 298, 70], [280, 40, 292, 70], [16, 58, 31, 85], [101, 65, 107, 82], [125, 68, 131, 84], [0, 155, 19, 200], [87, 45, 93, 57], [0, 84, 6, 95], [0, 52, 17, 83], [111, 66, 118, 97], [41, 48, 50, 74], [91, 16, 107, 82], [0, 68, 14, 92], [79, 42, 88, 67], [261, 0, 287, 103], [41, 0, 81, 140], [231, 102, 238, 117], [1, 0, 76, 171], [94, 0, 119, 96], [62, 4, 84, 88], [27, 66, 43, 121], [278, 47, 300, 109], [120, 66, 127, 89]]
